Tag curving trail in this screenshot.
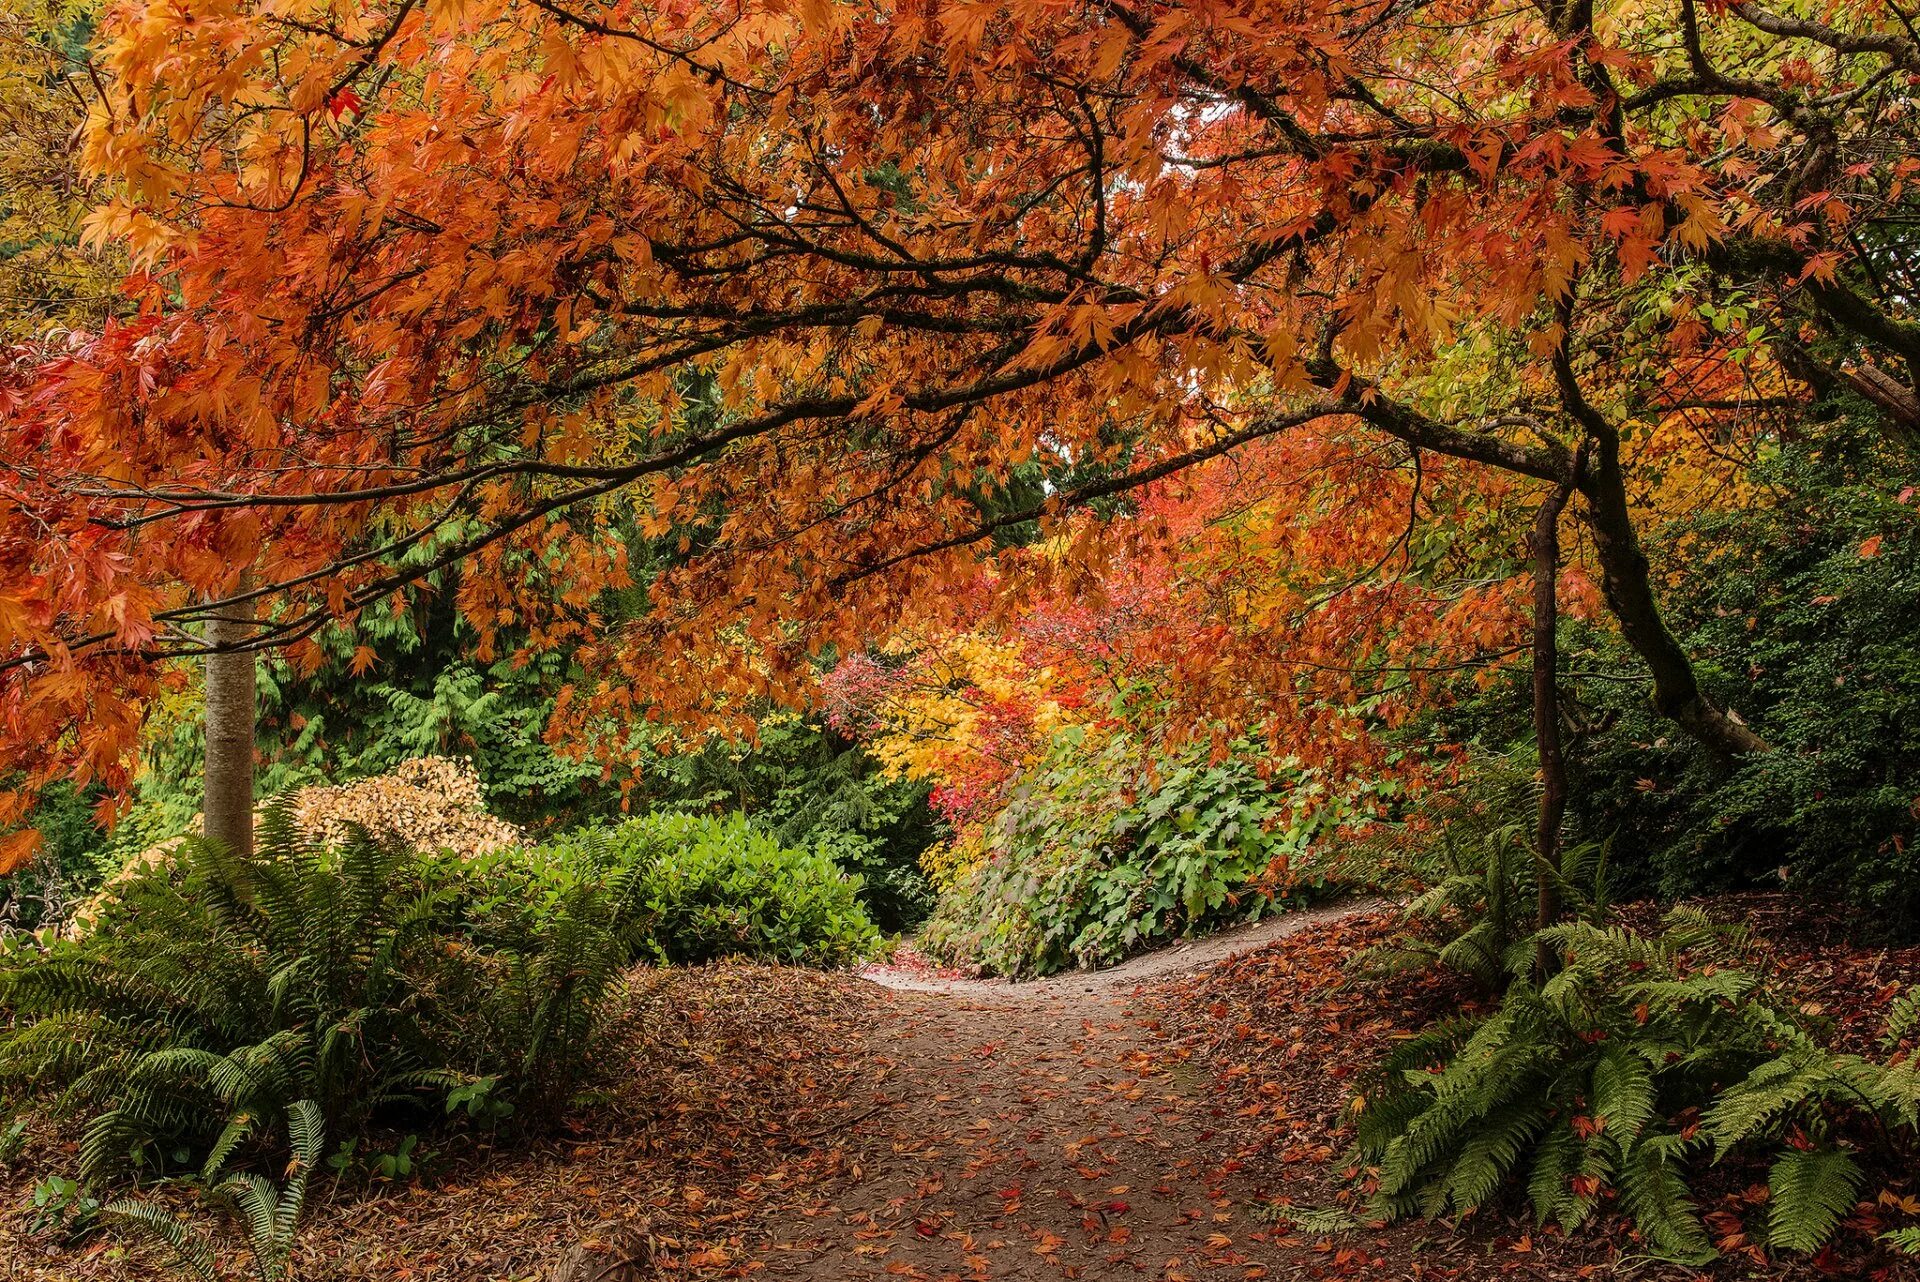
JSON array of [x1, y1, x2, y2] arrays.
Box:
[[734, 903, 1383, 1281]]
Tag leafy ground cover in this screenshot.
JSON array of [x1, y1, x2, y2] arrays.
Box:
[[7, 895, 1914, 1281], [1157, 902, 1920, 1280]]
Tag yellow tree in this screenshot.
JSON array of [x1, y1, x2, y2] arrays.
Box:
[[0, 0, 115, 344]]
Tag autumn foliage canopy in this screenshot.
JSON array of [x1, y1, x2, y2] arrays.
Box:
[[2, 0, 1917, 864]]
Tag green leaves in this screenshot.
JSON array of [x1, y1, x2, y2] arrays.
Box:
[[525, 811, 885, 968], [1352, 908, 1919, 1264], [1765, 1147, 1862, 1254], [642, 714, 938, 932], [1560, 433, 1920, 931], [921, 730, 1334, 976]]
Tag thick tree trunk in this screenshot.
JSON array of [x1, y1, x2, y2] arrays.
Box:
[[203, 575, 258, 858], [1579, 429, 1770, 762]]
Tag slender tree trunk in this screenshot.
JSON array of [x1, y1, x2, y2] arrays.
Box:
[[1578, 429, 1770, 761], [1531, 484, 1573, 977], [203, 574, 258, 857], [1549, 320, 1769, 763]]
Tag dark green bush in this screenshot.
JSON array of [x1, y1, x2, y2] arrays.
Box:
[[1560, 436, 1920, 930], [525, 811, 884, 966], [639, 716, 940, 931], [0, 808, 626, 1184], [921, 729, 1341, 977], [1408, 425, 1920, 935], [0, 783, 115, 940]]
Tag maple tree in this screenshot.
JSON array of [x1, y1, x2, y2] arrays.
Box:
[[2, 0, 1917, 864]]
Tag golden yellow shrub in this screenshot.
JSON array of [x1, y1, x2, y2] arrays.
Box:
[[65, 758, 517, 938]]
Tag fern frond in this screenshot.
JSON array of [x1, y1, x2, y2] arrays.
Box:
[[1882, 1226, 1920, 1256], [1703, 1051, 1829, 1154], [226, 1171, 281, 1249], [1592, 1044, 1656, 1145], [1766, 1147, 1862, 1254], [201, 1111, 258, 1182], [1440, 1096, 1550, 1212], [1616, 1135, 1715, 1265], [100, 1200, 222, 1282], [1883, 986, 1920, 1051]]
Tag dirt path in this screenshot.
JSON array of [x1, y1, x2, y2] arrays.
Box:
[[734, 903, 1386, 1281], [857, 901, 1387, 998]]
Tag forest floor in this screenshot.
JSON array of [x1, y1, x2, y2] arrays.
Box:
[[6, 899, 1919, 1282]]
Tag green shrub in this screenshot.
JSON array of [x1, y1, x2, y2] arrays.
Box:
[[1, 783, 117, 941], [1552, 433, 1920, 932], [527, 811, 884, 967], [1405, 426, 1920, 935], [639, 716, 940, 931], [1353, 909, 1920, 1263], [0, 807, 626, 1185], [921, 729, 1343, 977]]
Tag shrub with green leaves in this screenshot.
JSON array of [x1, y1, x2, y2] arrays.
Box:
[[1, 782, 119, 941], [921, 729, 1344, 977], [1353, 909, 1920, 1263], [527, 811, 884, 967], [0, 807, 627, 1185], [638, 715, 940, 932]]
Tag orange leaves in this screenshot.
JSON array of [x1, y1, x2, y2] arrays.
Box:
[[0, 826, 41, 876], [938, 1, 1004, 55], [0, 0, 1898, 815]]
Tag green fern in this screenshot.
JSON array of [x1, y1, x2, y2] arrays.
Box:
[[1765, 1147, 1862, 1254], [1352, 907, 1920, 1263], [1615, 1134, 1714, 1263], [98, 1200, 223, 1282], [1, 805, 624, 1183], [1883, 985, 1920, 1051], [103, 1099, 324, 1282], [1883, 1226, 1920, 1256], [1703, 1051, 1831, 1155]]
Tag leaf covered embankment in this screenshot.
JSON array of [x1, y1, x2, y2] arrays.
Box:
[[1, 963, 894, 1281], [1153, 902, 1920, 1278]]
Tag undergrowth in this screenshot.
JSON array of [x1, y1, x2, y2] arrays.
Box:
[[1351, 906, 1920, 1263], [0, 804, 627, 1186]]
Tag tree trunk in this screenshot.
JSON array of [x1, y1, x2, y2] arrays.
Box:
[[1843, 363, 1920, 449], [1530, 484, 1573, 977], [203, 575, 258, 858], [1579, 429, 1770, 762]]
